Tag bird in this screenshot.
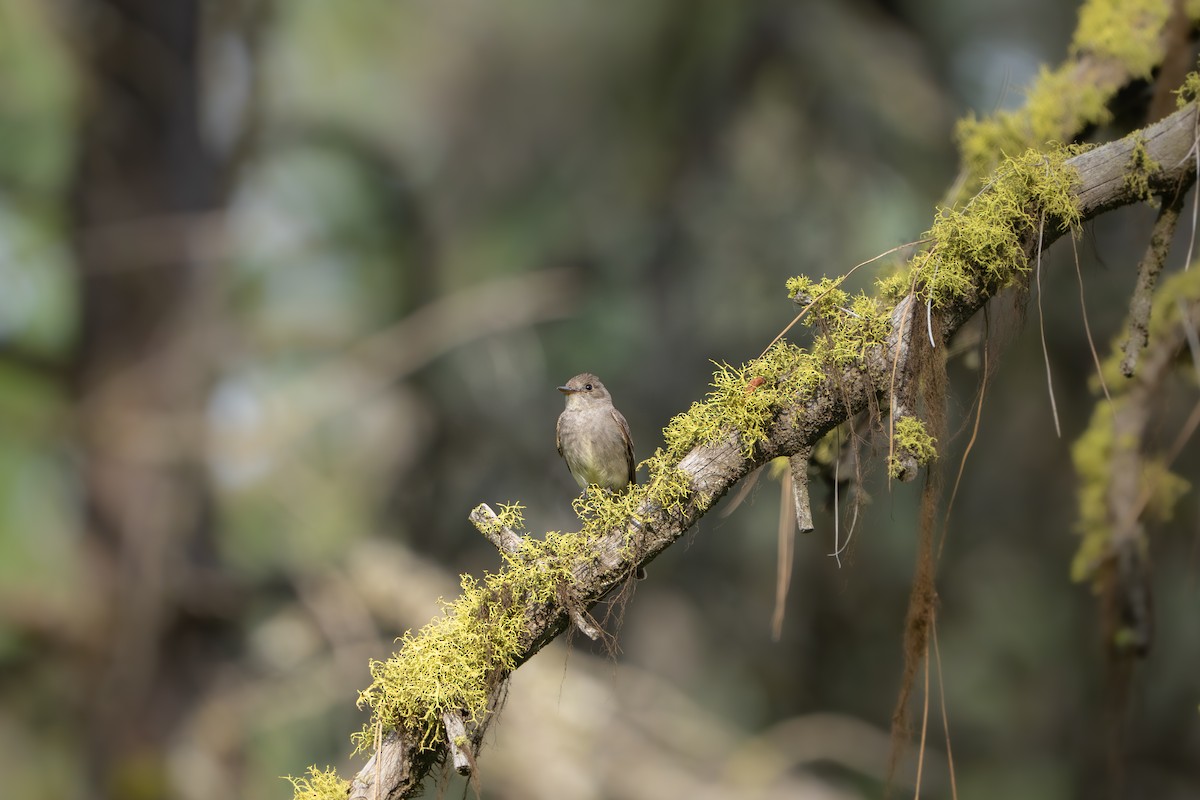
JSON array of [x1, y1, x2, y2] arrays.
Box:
[[555, 373, 635, 493]]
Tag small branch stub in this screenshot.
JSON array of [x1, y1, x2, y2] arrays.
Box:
[[556, 581, 603, 641], [889, 415, 938, 481], [442, 711, 474, 776], [349, 731, 416, 800], [470, 503, 524, 554], [788, 450, 815, 534]]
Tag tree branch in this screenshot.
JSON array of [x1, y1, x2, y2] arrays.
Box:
[[339, 102, 1200, 799]]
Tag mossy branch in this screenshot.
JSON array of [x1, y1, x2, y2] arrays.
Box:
[[1072, 268, 1200, 656], [307, 101, 1200, 800]]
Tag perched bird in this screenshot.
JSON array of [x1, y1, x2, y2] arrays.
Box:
[[555, 373, 635, 492]]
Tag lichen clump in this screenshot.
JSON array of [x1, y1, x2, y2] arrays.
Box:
[[1071, 0, 1172, 78], [1070, 403, 1189, 582], [955, 0, 1174, 185], [1175, 68, 1200, 108], [1123, 134, 1161, 201], [888, 416, 938, 479], [287, 767, 349, 800], [661, 343, 818, 462], [786, 276, 893, 367], [1070, 268, 1200, 583], [878, 146, 1082, 308], [354, 504, 580, 754], [956, 68, 1109, 183]]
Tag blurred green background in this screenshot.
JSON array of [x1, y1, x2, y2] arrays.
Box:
[[0, 1, 1197, 798]]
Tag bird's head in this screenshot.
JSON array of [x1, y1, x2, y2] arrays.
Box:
[[557, 373, 610, 407]]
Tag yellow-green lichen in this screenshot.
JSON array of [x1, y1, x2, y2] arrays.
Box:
[[1123, 133, 1161, 201], [1147, 264, 1200, 333], [472, 501, 528, 541], [1071, 402, 1189, 582], [954, 0, 1176, 191], [1071, 0, 1171, 79], [565, 453, 698, 570], [1071, 267, 1200, 583], [1093, 267, 1200, 390], [494, 501, 527, 532], [888, 416, 938, 478], [956, 66, 1111, 182], [787, 276, 892, 368], [354, 536, 579, 752], [569, 458, 691, 536], [882, 146, 1082, 308], [350, 336, 851, 757], [661, 342, 822, 461], [1175, 68, 1200, 108], [1139, 459, 1191, 523], [651, 273, 894, 471], [1070, 403, 1121, 580], [288, 766, 349, 800]]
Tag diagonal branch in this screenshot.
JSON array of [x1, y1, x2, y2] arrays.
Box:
[[339, 102, 1200, 800]]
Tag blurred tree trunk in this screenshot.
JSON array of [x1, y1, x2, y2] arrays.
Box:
[[67, 2, 254, 796]]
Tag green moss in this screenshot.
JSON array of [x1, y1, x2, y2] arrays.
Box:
[[954, 0, 1179, 192], [1123, 134, 1160, 201], [1070, 402, 1120, 581], [1072, 267, 1200, 583], [888, 416, 938, 478], [956, 66, 1110, 182], [1071, 402, 1190, 582], [1140, 459, 1191, 521], [473, 501, 528, 539], [355, 532, 581, 752], [661, 342, 820, 461], [1026, 67, 1112, 147], [288, 766, 349, 800], [352, 450, 712, 754], [883, 146, 1082, 308], [494, 501, 527, 532], [660, 276, 895, 466], [787, 276, 892, 368], [1175, 68, 1200, 107], [1147, 264, 1200, 331], [1071, 0, 1171, 79]]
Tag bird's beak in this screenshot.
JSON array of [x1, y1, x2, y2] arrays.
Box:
[[557, 385, 575, 394]]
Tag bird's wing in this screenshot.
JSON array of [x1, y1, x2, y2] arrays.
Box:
[[555, 412, 564, 458], [611, 408, 635, 484]]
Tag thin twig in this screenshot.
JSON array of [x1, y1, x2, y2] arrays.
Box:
[[1187, 109, 1199, 270], [1034, 212, 1062, 437], [933, 621, 958, 800], [912, 637, 931, 800], [828, 427, 846, 567], [942, 313, 989, 560], [771, 463, 796, 641], [1072, 234, 1112, 404]]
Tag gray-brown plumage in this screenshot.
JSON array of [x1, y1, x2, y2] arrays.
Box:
[[555, 373, 634, 492]]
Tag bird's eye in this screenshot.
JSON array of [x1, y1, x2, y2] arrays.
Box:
[[584, 383, 593, 391]]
